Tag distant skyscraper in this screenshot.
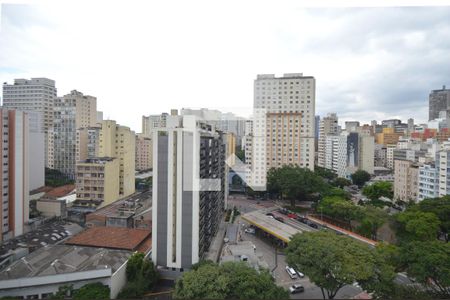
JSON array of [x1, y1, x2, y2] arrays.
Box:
[[429, 86, 450, 121], [0, 109, 30, 241], [152, 115, 225, 269], [2, 78, 57, 167], [345, 121, 360, 132], [247, 73, 315, 190]]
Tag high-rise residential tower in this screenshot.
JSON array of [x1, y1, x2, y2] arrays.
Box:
[[99, 120, 135, 197], [53, 90, 97, 179], [0, 109, 30, 241], [247, 73, 315, 190], [152, 115, 225, 269], [429, 86, 450, 121], [2, 78, 57, 167], [318, 113, 339, 168]]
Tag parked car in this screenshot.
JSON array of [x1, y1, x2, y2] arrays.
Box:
[[245, 228, 255, 234], [295, 269, 305, 278], [289, 284, 305, 294], [309, 223, 318, 229], [285, 266, 298, 279], [279, 208, 289, 215], [275, 216, 285, 223], [266, 212, 274, 217], [287, 213, 297, 219]]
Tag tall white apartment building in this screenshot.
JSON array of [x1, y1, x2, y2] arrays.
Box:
[[386, 144, 396, 169], [142, 113, 170, 137], [318, 113, 339, 168], [418, 163, 439, 201], [0, 109, 30, 241], [152, 115, 225, 269], [324, 134, 347, 177], [2, 78, 57, 167], [248, 73, 315, 190], [53, 90, 97, 179]]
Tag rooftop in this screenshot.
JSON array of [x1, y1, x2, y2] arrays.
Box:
[[45, 184, 75, 198], [65, 227, 151, 252], [0, 245, 130, 280], [87, 191, 151, 218], [80, 157, 116, 164]]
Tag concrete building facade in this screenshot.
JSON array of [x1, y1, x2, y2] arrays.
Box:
[[324, 134, 347, 177], [152, 115, 226, 269], [418, 163, 439, 201], [135, 133, 152, 171], [0, 109, 30, 241], [429, 86, 450, 121], [318, 113, 339, 168], [2, 78, 57, 167], [76, 126, 101, 162], [53, 90, 97, 179], [99, 120, 135, 197], [394, 159, 419, 202], [247, 73, 315, 190]]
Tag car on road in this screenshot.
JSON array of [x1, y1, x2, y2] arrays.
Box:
[[266, 212, 275, 217], [275, 216, 285, 223], [287, 213, 297, 219], [279, 208, 289, 215], [244, 228, 255, 234], [285, 266, 298, 279], [289, 284, 304, 294], [309, 223, 318, 229], [294, 268, 305, 278]]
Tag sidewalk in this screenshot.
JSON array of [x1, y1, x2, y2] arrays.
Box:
[[205, 221, 227, 262]]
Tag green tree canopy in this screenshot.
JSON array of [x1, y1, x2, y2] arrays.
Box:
[[351, 170, 371, 187], [396, 211, 441, 241], [333, 177, 352, 188], [412, 196, 450, 242], [286, 231, 391, 299], [401, 240, 450, 298], [362, 181, 393, 201], [317, 196, 362, 225], [356, 205, 389, 240], [119, 253, 159, 299], [174, 261, 289, 300], [72, 283, 109, 300], [267, 165, 326, 206], [314, 166, 338, 180]]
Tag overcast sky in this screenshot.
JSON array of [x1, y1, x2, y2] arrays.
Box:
[[1, 1, 450, 132]]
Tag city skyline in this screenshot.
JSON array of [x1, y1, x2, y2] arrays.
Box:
[[2, 3, 450, 131]]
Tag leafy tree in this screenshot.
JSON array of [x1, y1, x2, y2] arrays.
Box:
[[333, 177, 352, 188], [413, 197, 450, 242], [317, 196, 362, 227], [51, 285, 74, 299], [355, 205, 389, 240], [119, 253, 159, 299], [401, 241, 450, 298], [362, 181, 393, 201], [72, 283, 109, 300], [267, 165, 326, 206], [174, 261, 289, 299], [314, 166, 338, 180], [396, 211, 441, 241], [351, 170, 371, 187], [322, 187, 351, 200], [286, 231, 383, 299], [235, 147, 245, 161], [375, 243, 403, 272]]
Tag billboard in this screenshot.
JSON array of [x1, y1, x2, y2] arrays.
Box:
[[347, 132, 359, 168]]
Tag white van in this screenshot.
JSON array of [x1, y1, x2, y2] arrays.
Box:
[[285, 266, 298, 279]]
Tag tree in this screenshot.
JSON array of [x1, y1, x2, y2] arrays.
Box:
[[119, 253, 159, 299], [174, 261, 289, 299], [401, 241, 450, 298], [267, 165, 326, 206], [286, 231, 382, 299], [235, 147, 245, 161], [314, 166, 338, 180], [413, 197, 450, 242], [72, 283, 110, 300], [362, 181, 393, 201], [356, 205, 389, 240], [351, 170, 371, 187], [322, 187, 351, 200], [396, 211, 441, 241], [333, 177, 352, 188], [317, 196, 362, 227]]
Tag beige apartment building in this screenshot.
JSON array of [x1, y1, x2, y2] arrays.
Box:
[[135, 133, 152, 171], [76, 126, 101, 162], [225, 132, 236, 167], [99, 120, 135, 197], [394, 159, 419, 201], [53, 90, 97, 179], [247, 73, 316, 190], [75, 157, 120, 208]]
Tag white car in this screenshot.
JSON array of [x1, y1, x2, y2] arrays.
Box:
[[244, 228, 255, 234], [285, 266, 298, 279], [289, 284, 304, 294]]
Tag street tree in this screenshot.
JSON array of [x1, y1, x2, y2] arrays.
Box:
[[351, 170, 371, 187], [356, 205, 389, 240], [396, 211, 441, 241], [286, 231, 382, 299], [413, 196, 450, 241], [401, 240, 450, 298], [174, 261, 289, 299], [333, 177, 352, 188], [362, 181, 393, 201]]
